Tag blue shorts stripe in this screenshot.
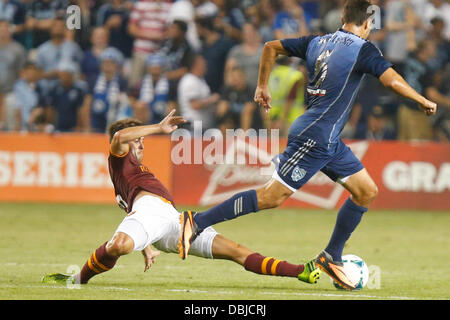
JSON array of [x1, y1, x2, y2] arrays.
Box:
[[280, 139, 314, 174], [280, 139, 316, 176]]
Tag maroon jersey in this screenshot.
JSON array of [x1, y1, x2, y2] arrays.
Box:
[[108, 150, 175, 213]]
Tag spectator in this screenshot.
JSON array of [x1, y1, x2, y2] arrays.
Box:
[[192, 0, 218, 19], [26, 0, 69, 48], [0, 0, 446, 143], [0, 19, 26, 130], [423, 0, 450, 40], [34, 18, 83, 83], [271, 0, 310, 40], [398, 40, 438, 140], [32, 61, 87, 133], [96, 0, 134, 58], [81, 26, 110, 89], [323, 0, 345, 33], [216, 66, 262, 134], [300, 0, 321, 26], [354, 105, 397, 141], [245, 0, 276, 43], [127, 0, 173, 88], [12, 62, 45, 131], [425, 67, 450, 141], [130, 53, 170, 125], [0, 0, 27, 45], [428, 17, 450, 70], [267, 56, 306, 136], [385, 0, 421, 75], [167, 0, 201, 51], [212, 0, 246, 43], [82, 47, 130, 133], [177, 54, 220, 133], [160, 19, 196, 105], [195, 17, 234, 94], [225, 22, 263, 92]]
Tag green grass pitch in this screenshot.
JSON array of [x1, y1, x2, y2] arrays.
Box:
[[0, 202, 449, 300]]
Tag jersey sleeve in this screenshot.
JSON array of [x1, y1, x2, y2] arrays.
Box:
[[355, 42, 393, 78], [280, 35, 317, 60]]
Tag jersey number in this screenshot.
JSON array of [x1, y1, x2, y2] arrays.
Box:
[[308, 50, 332, 96]]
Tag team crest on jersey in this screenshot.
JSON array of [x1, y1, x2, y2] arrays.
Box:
[[291, 166, 307, 182]]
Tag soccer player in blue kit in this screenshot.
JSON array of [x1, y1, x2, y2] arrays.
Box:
[[179, 0, 437, 290]]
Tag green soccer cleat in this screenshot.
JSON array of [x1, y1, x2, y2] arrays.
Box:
[[298, 259, 321, 284], [41, 273, 75, 286]]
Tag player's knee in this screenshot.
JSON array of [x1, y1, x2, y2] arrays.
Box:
[[365, 183, 378, 203], [354, 183, 378, 206], [106, 233, 134, 256]]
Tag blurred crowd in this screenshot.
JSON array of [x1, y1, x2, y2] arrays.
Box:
[[0, 0, 449, 141]]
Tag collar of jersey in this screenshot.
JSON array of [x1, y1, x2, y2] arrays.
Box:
[[338, 28, 365, 41]]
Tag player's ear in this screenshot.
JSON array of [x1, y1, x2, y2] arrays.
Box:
[[365, 17, 373, 31], [361, 19, 371, 38]]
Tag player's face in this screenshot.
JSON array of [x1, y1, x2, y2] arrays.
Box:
[[129, 137, 144, 162]]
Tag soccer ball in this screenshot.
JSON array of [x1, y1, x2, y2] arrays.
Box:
[[333, 254, 369, 290]]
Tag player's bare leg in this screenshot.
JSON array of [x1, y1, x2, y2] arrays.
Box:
[[42, 232, 134, 285], [315, 169, 378, 290], [340, 168, 378, 208], [209, 234, 320, 284], [105, 232, 135, 256], [255, 178, 293, 210]]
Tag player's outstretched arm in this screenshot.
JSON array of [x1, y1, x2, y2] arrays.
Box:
[[379, 67, 437, 116], [254, 40, 290, 111], [110, 110, 186, 156]]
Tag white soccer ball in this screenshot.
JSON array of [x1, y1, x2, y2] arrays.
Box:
[[333, 254, 369, 290]]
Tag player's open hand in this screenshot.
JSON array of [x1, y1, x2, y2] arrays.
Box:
[[159, 109, 186, 134], [419, 99, 437, 116], [254, 86, 272, 112], [142, 246, 161, 272]]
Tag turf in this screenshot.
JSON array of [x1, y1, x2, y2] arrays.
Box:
[[0, 202, 449, 300]]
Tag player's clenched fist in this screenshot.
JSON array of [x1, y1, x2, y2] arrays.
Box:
[[254, 86, 272, 112], [419, 99, 437, 116]]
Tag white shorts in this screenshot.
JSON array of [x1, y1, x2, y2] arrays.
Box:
[[114, 195, 218, 258]]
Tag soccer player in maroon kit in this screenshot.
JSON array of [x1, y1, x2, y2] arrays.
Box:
[[42, 110, 320, 285]]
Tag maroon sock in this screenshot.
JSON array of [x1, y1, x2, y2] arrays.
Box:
[[244, 253, 305, 278], [76, 242, 119, 284]]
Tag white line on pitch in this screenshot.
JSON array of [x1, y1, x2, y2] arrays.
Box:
[[166, 288, 439, 300], [1, 284, 446, 300]]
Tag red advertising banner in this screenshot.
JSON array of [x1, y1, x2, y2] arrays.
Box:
[[0, 133, 172, 204], [0, 133, 448, 210], [171, 138, 450, 210]]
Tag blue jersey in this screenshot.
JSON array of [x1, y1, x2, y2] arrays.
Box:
[[281, 29, 392, 147], [47, 80, 87, 132]]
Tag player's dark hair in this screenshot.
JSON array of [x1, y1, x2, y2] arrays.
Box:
[[342, 0, 373, 26], [108, 118, 143, 142]]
